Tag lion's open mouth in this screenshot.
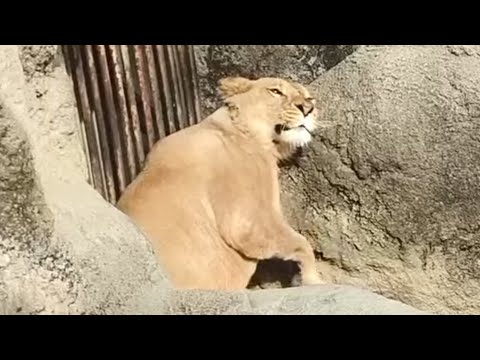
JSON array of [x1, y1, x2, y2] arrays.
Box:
[[298, 125, 313, 136], [278, 124, 313, 137]]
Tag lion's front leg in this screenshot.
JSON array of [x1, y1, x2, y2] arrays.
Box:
[[275, 231, 324, 286], [226, 216, 324, 287]]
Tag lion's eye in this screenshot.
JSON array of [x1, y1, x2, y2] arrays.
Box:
[[269, 88, 283, 96]]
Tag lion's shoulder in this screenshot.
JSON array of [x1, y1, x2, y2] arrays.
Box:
[[145, 112, 232, 166]]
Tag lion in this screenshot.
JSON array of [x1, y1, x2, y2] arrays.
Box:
[[116, 76, 324, 290]]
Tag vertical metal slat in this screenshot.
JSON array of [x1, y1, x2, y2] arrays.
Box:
[[108, 45, 137, 181], [144, 45, 166, 139], [67, 45, 106, 197], [83, 45, 117, 202], [119, 45, 145, 168], [65, 44, 202, 204], [133, 45, 156, 150], [95, 45, 127, 194]]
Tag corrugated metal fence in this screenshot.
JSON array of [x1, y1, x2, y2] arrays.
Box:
[[63, 45, 202, 204]]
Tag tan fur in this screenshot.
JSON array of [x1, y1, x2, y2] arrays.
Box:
[[117, 76, 323, 290]]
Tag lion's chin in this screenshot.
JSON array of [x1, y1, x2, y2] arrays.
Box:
[[278, 113, 316, 148], [278, 127, 313, 148]]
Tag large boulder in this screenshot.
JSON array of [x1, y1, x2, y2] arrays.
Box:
[[195, 45, 480, 314], [0, 84, 58, 314], [159, 285, 425, 315], [0, 45, 171, 314], [279, 45, 480, 314]]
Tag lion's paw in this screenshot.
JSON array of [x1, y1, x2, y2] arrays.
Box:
[[301, 273, 325, 286]]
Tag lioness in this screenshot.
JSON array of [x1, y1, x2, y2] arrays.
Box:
[[117, 76, 323, 290]]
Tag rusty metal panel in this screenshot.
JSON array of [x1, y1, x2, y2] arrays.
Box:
[[63, 45, 202, 204]]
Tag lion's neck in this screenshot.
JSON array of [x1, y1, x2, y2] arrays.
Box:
[[220, 101, 276, 151], [206, 106, 295, 163]]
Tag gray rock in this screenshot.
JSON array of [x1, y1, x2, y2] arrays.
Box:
[[278, 45, 480, 314], [193, 45, 359, 115], [164, 285, 425, 315]]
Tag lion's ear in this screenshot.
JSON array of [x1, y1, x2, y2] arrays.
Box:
[[218, 77, 254, 99]]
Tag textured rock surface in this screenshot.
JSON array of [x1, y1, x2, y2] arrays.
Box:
[[194, 45, 359, 116], [0, 91, 61, 314], [278, 45, 480, 314], [195, 45, 480, 314], [0, 45, 170, 314], [130, 284, 425, 315]]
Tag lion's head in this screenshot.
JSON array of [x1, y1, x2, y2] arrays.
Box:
[[218, 76, 319, 160]]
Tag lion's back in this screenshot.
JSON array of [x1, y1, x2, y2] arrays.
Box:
[[146, 119, 224, 165], [116, 110, 276, 289], [117, 117, 236, 237]]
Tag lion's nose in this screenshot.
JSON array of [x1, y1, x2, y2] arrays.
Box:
[[295, 101, 314, 116]]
